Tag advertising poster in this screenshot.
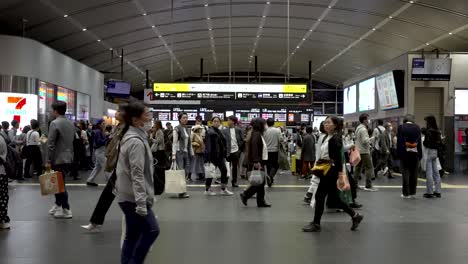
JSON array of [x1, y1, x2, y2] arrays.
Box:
[[0, 92, 38, 134], [343, 85, 357, 114], [76, 92, 90, 120], [358, 78, 375, 112]]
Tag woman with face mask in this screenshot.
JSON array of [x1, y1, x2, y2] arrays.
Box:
[[116, 101, 160, 264]]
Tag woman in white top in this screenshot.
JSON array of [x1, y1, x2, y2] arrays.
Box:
[[24, 119, 42, 178]]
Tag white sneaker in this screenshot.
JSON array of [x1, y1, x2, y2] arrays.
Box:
[[54, 208, 72, 219], [220, 189, 234, 196], [81, 223, 100, 231], [0, 223, 11, 229], [383, 167, 389, 175], [49, 204, 59, 215], [401, 194, 411, 199], [364, 187, 378, 192], [204, 190, 217, 196], [63, 209, 73, 219], [54, 207, 64, 218]]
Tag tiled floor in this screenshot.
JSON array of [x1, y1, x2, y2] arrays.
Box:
[[1, 171, 468, 264]]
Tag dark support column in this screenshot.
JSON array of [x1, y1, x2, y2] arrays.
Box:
[[200, 58, 204, 81], [255, 56, 258, 82], [146, 70, 149, 89], [120, 48, 124, 80], [308, 60, 312, 81]]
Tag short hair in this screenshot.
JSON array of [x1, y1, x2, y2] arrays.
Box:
[[377, 119, 384, 126], [266, 118, 275, 127], [123, 101, 146, 126], [51, 101, 67, 115], [166, 122, 172, 126], [178, 112, 188, 121], [403, 114, 415, 123], [11, 120, 19, 127], [306, 127, 313, 134], [30, 119, 39, 130], [359, 113, 369, 124], [384, 122, 391, 129], [227, 115, 237, 124], [2, 121, 9, 130], [195, 115, 203, 121], [211, 116, 221, 122]]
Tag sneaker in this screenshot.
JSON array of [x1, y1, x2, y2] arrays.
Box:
[[433, 192, 442, 198], [49, 204, 59, 215], [53, 208, 64, 218], [364, 187, 378, 192], [302, 222, 321, 232], [220, 189, 234, 196], [178, 193, 190, 199], [0, 223, 11, 229], [62, 209, 73, 219], [81, 223, 100, 231], [86, 182, 98, 187], [423, 193, 434, 199], [204, 190, 217, 196], [54, 208, 72, 219], [303, 197, 312, 204], [350, 202, 363, 209], [382, 167, 389, 175], [401, 194, 411, 199], [240, 193, 248, 206], [351, 214, 364, 231]]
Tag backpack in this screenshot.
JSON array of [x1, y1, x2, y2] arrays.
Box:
[[0, 133, 21, 178]]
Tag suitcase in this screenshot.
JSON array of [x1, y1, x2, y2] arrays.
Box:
[[291, 154, 296, 175]]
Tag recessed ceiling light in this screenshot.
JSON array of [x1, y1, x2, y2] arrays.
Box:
[[309, 29, 313, 32], [97, 39, 101, 42], [82, 28, 87, 31], [142, 13, 147, 16], [262, 15, 266, 18], [318, 19, 321, 21], [151, 25, 155, 28], [63, 14, 68, 18], [119, 55, 122, 58], [204, 4, 209, 7], [109, 48, 113, 50], [449, 32, 453, 35], [267, 2, 270, 4], [426, 43, 430, 45], [209, 28, 212, 31], [256, 35, 260, 38], [409, 1, 414, 3], [389, 16, 393, 19], [207, 17, 211, 20], [302, 38, 306, 41], [328, 5, 332, 8], [372, 28, 376, 31], [297, 46, 300, 49]]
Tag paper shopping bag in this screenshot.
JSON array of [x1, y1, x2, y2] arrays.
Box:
[[204, 163, 216, 179], [39, 171, 65, 196], [164, 163, 187, 194]]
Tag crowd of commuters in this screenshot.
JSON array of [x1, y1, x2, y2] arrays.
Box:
[[0, 98, 447, 262]]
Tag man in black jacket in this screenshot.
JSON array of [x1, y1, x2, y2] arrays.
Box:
[[223, 116, 244, 188], [397, 114, 422, 199]]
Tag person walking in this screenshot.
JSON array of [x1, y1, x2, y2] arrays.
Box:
[[81, 105, 127, 231], [397, 114, 422, 199], [116, 102, 160, 264], [23, 120, 43, 179], [150, 120, 168, 195], [172, 112, 191, 198], [223, 115, 244, 188], [354, 114, 378, 191], [47, 101, 75, 219], [205, 117, 234, 196], [302, 116, 363, 232], [301, 127, 316, 178], [0, 133, 9, 229], [423, 115, 442, 198], [263, 118, 282, 187], [239, 118, 271, 208], [87, 119, 109, 186]]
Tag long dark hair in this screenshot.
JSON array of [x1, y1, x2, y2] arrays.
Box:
[[326, 115, 343, 135], [251, 118, 266, 134], [425, 115, 438, 130]]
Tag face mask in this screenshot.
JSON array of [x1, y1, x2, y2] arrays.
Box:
[[143, 121, 152, 131]]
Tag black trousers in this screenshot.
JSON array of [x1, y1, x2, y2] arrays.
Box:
[[24, 145, 43, 178], [313, 171, 355, 225], [227, 151, 240, 184], [266, 152, 279, 179], [205, 159, 228, 190], [90, 178, 115, 225], [401, 152, 419, 196], [242, 162, 267, 205], [52, 164, 71, 210]]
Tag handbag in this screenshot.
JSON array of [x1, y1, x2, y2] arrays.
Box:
[[248, 169, 265, 186], [311, 159, 332, 177], [309, 175, 320, 208], [349, 148, 361, 166], [164, 162, 187, 194], [204, 163, 216, 179], [39, 170, 65, 196]]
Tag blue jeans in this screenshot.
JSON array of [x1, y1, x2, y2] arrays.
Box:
[[119, 202, 160, 264], [425, 149, 441, 194]]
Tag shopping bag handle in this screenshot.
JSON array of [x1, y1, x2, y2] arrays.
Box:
[[170, 161, 179, 170]]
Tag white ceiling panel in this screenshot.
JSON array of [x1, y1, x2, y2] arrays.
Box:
[[316, 22, 370, 39], [380, 19, 444, 42], [325, 8, 383, 28], [334, 0, 405, 15], [417, 0, 468, 17], [399, 5, 468, 31]]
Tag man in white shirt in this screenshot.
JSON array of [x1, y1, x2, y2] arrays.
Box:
[[222, 116, 244, 188], [263, 118, 283, 187], [372, 119, 386, 178], [172, 112, 191, 199], [23, 119, 43, 178]]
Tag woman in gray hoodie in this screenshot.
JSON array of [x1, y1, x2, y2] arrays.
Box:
[[116, 101, 160, 264]]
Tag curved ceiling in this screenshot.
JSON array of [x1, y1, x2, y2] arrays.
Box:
[[1, 0, 468, 91]]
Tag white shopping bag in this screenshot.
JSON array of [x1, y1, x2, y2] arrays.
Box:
[[309, 175, 321, 208], [226, 161, 231, 178], [164, 162, 187, 194], [204, 163, 216, 179]]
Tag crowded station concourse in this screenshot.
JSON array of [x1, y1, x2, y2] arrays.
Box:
[[2, 0, 468, 263]]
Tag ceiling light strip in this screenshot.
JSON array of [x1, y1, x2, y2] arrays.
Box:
[[412, 23, 468, 51], [312, 1, 416, 75], [204, 0, 218, 70], [249, 2, 272, 67]]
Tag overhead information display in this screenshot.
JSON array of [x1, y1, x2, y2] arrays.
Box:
[[152, 83, 307, 100]]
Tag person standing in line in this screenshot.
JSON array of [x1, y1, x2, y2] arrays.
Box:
[[239, 118, 271, 208], [150, 120, 168, 195], [372, 119, 386, 178], [397, 114, 422, 199], [81, 105, 128, 231], [0, 122, 10, 145], [223, 115, 244, 188], [172, 112, 191, 199], [0, 133, 10, 229], [354, 114, 378, 192], [116, 102, 160, 264], [190, 125, 206, 184], [423, 115, 442, 199], [47, 101, 75, 219], [8, 120, 20, 147], [205, 117, 234, 196], [263, 118, 282, 187], [23, 120, 43, 179], [302, 116, 363, 232], [301, 127, 316, 178], [86, 119, 109, 186]]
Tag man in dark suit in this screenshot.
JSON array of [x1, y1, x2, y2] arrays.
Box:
[[223, 116, 244, 188], [397, 114, 422, 199]]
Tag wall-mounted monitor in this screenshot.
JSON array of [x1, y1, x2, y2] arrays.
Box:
[[343, 85, 357, 114], [358, 78, 375, 112], [455, 90, 468, 115], [411, 58, 452, 81], [106, 80, 131, 98]]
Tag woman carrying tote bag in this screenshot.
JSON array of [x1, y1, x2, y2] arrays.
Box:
[[150, 120, 167, 195]]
